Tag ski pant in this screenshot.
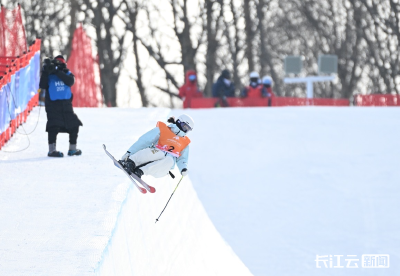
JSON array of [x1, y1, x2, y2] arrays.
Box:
[[48, 126, 79, 144], [129, 147, 174, 178]]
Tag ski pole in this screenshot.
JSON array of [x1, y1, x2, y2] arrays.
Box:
[[155, 176, 184, 223]]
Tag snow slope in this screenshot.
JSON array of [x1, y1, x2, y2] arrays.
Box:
[[0, 107, 251, 276], [177, 107, 400, 276], [1, 106, 400, 276]]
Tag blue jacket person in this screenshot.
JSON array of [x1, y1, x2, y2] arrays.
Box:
[[39, 55, 82, 157]]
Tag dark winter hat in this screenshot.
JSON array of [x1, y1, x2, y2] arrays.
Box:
[[221, 69, 231, 80], [54, 55, 66, 63]]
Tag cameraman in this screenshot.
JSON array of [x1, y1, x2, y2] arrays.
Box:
[[39, 55, 83, 157]]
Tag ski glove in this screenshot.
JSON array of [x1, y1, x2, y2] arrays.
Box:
[[181, 168, 188, 176], [121, 151, 131, 161]]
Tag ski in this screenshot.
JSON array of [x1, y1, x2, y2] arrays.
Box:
[[103, 144, 147, 194], [129, 172, 156, 193]]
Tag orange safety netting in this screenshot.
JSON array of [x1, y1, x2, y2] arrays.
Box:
[[67, 25, 102, 107], [0, 5, 27, 57]]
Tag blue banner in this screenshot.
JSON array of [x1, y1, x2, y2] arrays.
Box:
[[0, 51, 40, 135]]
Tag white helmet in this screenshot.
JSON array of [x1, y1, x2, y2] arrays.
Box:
[[262, 76, 273, 85], [249, 71, 260, 79], [177, 114, 195, 132]]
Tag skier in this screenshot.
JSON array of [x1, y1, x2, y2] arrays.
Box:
[[119, 114, 194, 179]]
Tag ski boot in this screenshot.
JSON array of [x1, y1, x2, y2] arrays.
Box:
[[68, 149, 82, 156], [119, 159, 136, 174], [68, 144, 82, 156], [48, 151, 64, 157], [133, 168, 144, 179], [48, 143, 63, 157]]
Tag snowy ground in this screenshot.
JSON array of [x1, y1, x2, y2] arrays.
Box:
[[0, 107, 251, 276], [1, 106, 399, 276], [180, 107, 400, 276]]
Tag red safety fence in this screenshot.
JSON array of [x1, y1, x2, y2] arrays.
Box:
[[274, 97, 349, 106], [355, 94, 400, 106], [191, 97, 349, 108], [0, 39, 41, 150], [0, 4, 27, 57], [0, 38, 39, 74], [67, 25, 102, 107], [0, 94, 39, 150]]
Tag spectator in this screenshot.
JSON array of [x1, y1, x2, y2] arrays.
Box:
[[241, 71, 262, 98], [212, 69, 235, 107], [39, 55, 83, 157], [261, 76, 275, 106], [179, 70, 203, 108]]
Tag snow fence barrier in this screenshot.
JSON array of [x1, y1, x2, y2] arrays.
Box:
[[190, 97, 349, 108], [0, 39, 41, 150], [355, 94, 400, 106], [67, 25, 102, 107], [0, 4, 27, 57], [94, 175, 253, 276]]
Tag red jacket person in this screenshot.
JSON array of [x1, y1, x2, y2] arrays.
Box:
[[179, 70, 203, 108]]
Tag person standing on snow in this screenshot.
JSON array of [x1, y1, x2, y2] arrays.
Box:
[[241, 71, 263, 98], [179, 70, 203, 108], [261, 76, 275, 106], [212, 69, 235, 107], [119, 114, 194, 179], [39, 55, 83, 157]]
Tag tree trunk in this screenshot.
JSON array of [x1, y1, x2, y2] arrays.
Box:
[[131, 2, 148, 107], [244, 0, 255, 72], [173, 0, 197, 73], [86, 0, 125, 107], [65, 0, 78, 59], [256, 0, 281, 95], [204, 0, 218, 97]]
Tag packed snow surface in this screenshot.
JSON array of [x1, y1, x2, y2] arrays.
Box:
[[1, 106, 399, 276]]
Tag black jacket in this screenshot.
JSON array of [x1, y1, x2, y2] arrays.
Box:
[[39, 68, 82, 131], [212, 76, 235, 98]]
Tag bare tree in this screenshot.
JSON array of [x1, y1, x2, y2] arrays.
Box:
[[255, 0, 282, 95], [204, 0, 224, 96], [294, 0, 364, 98], [82, 0, 127, 107], [358, 0, 400, 95], [19, 0, 70, 57], [17, 0, 400, 105], [223, 0, 244, 94], [65, 0, 79, 58], [137, 2, 181, 96], [244, 0, 255, 72], [122, 0, 148, 107], [132, 0, 205, 104], [170, 0, 202, 73]]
